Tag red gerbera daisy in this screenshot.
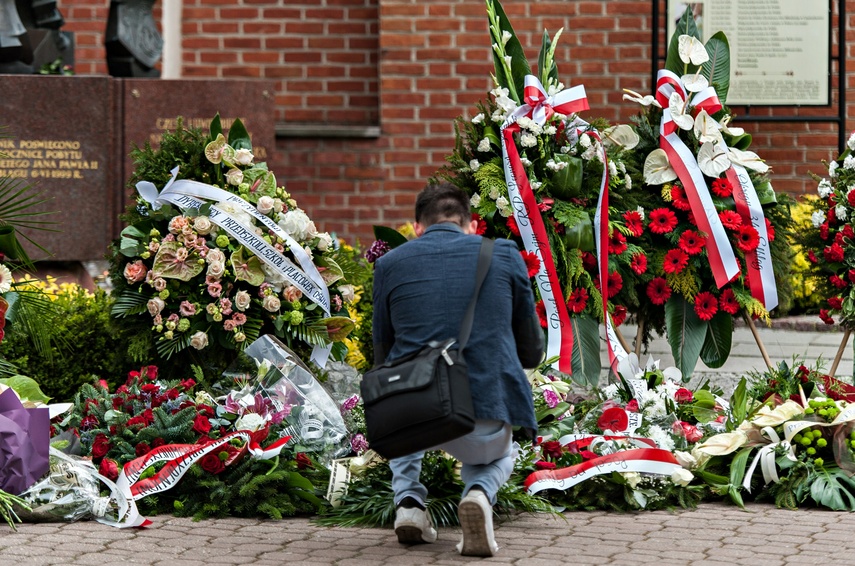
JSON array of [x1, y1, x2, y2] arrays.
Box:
[[829, 296, 844, 310], [679, 230, 706, 255], [608, 230, 627, 255], [663, 249, 690, 274], [507, 215, 520, 236], [719, 288, 739, 315], [765, 218, 775, 242], [694, 291, 718, 321], [612, 305, 627, 326], [647, 277, 672, 305], [824, 242, 845, 263], [630, 252, 647, 275], [607, 271, 623, 298], [581, 251, 597, 271], [623, 210, 644, 237], [648, 208, 678, 234], [535, 300, 547, 328], [719, 210, 742, 230], [471, 213, 487, 236], [735, 225, 760, 252], [520, 251, 540, 278], [670, 184, 691, 211], [710, 177, 733, 197], [566, 288, 589, 314]]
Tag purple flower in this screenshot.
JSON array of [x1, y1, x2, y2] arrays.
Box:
[[351, 433, 369, 454], [364, 240, 391, 263], [543, 389, 559, 409], [341, 394, 359, 413]]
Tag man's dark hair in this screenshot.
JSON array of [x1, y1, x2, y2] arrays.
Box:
[[415, 183, 470, 227]]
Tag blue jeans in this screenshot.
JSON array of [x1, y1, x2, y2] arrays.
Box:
[[389, 419, 514, 507]]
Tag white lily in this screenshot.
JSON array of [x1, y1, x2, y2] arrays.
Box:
[[681, 73, 709, 93], [728, 146, 769, 174], [622, 88, 661, 108], [668, 91, 694, 130], [678, 34, 709, 66], [643, 148, 678, 185], [697, 142, 731, 177], [602, 124, 640, 150], [693, 110, 722, 144]]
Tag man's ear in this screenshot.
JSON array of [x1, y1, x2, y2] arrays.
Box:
[[465, 219, 478, 235], [414, 222, 425, 237]]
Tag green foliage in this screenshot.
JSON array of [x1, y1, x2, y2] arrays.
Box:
[[700, 311, 733, 368], [568, 314, 601, 387], [664, 296, 707, 380]]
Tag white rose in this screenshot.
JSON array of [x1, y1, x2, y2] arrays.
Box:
[[338, 284, 355, 303], [190, 331, 209, 350], [234, 290, 251, 311], [206, 248, 225, 264], [207, 261, 225, 278], [316, 232, 333, 251], [670, 468, 694, 487], [234, 148, 254, 166], [147, 297, 165, 316], [194, 216, 213, 235], [257, 196, 275, 215], [235, 412, 267, 432], [226, 168, 244, 186], [674, 451, 698, 470], [262, 263, 287, 290], [496, 196, 509, 209], [470, 194, 481, 207], [278, 209, 313, 240], [217, 202, 254, 226], [262, 295, 281, 312], [622, 471, 642, 488]]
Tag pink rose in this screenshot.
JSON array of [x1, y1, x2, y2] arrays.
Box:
[[123, 260, 148, 284], [674, 388, 694, 404], [283, 286, 303, 302]]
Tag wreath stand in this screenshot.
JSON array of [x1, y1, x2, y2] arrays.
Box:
[[829, 329, 853, 378]]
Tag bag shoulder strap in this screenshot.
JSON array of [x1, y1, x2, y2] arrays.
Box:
[[458, 238, 494, 350]]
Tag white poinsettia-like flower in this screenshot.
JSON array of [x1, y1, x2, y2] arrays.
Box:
[[727, 146, 769, 174], [678, 34, 709, 66], [0, 264, 12, 293], [643, 148, 678, 185], [602, 124, 640, 150], [622, 88, 661, 108], [681, 73, 709, 93], [697, 142, 731, 177], [668, 92, 694, 130], [693, 110, 721, 144]]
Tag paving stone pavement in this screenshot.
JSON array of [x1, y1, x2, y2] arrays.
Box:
[[3, 317, 855, 565]]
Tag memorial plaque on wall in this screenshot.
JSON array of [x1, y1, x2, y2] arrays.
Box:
[[0, 76, 118, 261], [119, 79, 277, 214], [667, 0, 830, 105]]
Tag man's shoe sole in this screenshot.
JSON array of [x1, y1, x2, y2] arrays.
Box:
[[395, 524, 429, 544], [458, 498, 497, 556]]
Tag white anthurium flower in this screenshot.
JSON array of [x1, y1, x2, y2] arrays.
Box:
[[697, 142, 731, 177], [681, 73, 709, 93], [622, 88, 661, 108], [602, 124, 640, 150], [727, 146, 769, 174], [751, 400, 804, 428], [695, 430, 749, 456], [719, 115, 745, 137], [678, 34, 709, 66], [693, 110, 722, 144], [643, 148, 678, 185], [668, 92, 694, 130]]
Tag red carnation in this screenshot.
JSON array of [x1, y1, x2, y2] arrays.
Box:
[[608, 230, 627, 255], [91, 433, 110, 459], [623, 210, 644, 237], [199, 452, 226, 474], [566, 288, 589, 314], [719, 210, 742, 230], [535, 300, 548, 328], [647, 278, 672, 305], [674, 388, 694, 404], [679, 230, 706, 255], [663, 249, 689, 274], [830, 274, 848, 289], [694, 291, 718, 321], [820, 223, 830, 240], [630, 252, 647, 275], [829, 297, 844, 310], [735, 225, 760, 252], [649, 208, 678, 234], [535, 460, 557, 470], [824, 242, 846, 263], [152, 437, 165, 448], [98, 458, 119, 482], [819, 309, 835, 325], [192, 414, 212, 436], [520, 251, 540, 278], [670, 184, 691, 211], [710, 177, 733, 197], [848, 190, 855, 207], [471, 213, 487, 236], [507, 215, 520, 236], [597, 407, 629, 432], [612, 305, 627, 327], [135, 442, 151, 457], [719, 288, 739, 315]]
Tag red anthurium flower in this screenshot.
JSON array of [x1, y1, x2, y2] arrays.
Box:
[[623, 210, 644, 237], [507, 215, 520, 236], [647, 278, 672, 305], [630, 252, 647, 275], [649, 208, 678, 234], [829, 296, 844, 310], [520, 251, 540, 278], [679, 230, 706, 255], [663, 249, 689, 274], [719, 288, 739, 315], [566, 288, 589, 314], [608, 230, 627, 255], [710, 177, 733, 197], [694, 291, 718, 321], [597, 407, 629, 432], [735, 225, 760, 252], [824, 242, 845, 263], [719, 210, 742, 230], [670, 184, 691, 211]]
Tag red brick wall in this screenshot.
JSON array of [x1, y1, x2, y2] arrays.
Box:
[[58, 0, 854, 244]]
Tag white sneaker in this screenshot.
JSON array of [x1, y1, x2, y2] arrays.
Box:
[[456, 489, 499, 557], [394, 506, 437, 544]]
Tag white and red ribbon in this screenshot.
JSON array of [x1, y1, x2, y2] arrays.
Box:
[[655, 70, 739, 288]]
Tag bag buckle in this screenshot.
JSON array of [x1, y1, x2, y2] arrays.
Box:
[[441, 340, 456, 366]]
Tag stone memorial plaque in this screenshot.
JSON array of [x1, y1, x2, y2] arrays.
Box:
[[0, 75, 118, 261], [119, 79, 276, 213]]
